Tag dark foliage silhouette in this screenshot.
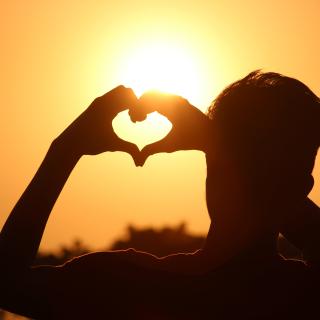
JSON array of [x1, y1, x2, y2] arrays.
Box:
[[34, 239, 91, 266], [29, 225, 307, 266], [111, 223, 205, 257]]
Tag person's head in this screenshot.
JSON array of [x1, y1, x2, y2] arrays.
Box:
[[206, 70, 320, 223]]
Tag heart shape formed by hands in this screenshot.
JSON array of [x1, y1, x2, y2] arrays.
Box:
[[112, 110, 172, 151]]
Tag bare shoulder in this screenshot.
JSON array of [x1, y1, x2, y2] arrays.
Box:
[[61, 249, 203, 274], [60, 249, 161, 272]]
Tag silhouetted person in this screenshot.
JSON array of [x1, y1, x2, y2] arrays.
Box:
[[0, 72, 319, 319]]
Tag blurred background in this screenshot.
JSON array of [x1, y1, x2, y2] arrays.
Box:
[[1, 2, 320, 317]]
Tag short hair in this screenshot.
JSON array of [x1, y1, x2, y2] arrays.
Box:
[[207, 70, 320, 177]]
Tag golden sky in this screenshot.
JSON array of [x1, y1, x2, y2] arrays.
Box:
[[1, 0, 320, 251]]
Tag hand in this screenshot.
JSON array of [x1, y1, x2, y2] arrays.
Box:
[[54, 86, 140, 164], [129, 91, 212, 166]]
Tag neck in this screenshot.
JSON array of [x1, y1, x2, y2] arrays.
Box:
[[200, 207, 279, 271]]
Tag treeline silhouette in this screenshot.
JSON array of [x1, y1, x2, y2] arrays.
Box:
[[31, 223, 204, 267], [1, 223, 302, 320], [111, 222, 205, 257], [33, 222, 301, 266]]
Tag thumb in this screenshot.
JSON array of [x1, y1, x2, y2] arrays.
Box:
[[137, 135, 176, 166]]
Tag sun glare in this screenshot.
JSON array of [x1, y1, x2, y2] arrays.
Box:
[[112, 41, 205, 149], [119, 42, 203, 104]]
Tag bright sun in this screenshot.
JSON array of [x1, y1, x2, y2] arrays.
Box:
[[112, 41, 204, 150], [118, 41, 203, 103]]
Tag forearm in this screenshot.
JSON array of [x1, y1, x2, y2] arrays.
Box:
[[0, 140, 80, 272]]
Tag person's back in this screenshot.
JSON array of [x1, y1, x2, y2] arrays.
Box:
[[203, 70, 320, 318], [1, 72, 320, 319], [17, 248, 316, 319]]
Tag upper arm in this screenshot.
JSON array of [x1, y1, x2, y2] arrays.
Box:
[[0, 265, 62, 319]]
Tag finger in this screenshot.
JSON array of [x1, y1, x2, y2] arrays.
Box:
[[137, 135, 177, 166], [128, 107, 147, 122], [116, 137, 141, 167], [130, 91, 189, 123], [100, 85, 138, 113]]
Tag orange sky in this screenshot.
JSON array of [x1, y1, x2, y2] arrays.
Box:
[[1, 0, 320, 251]]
